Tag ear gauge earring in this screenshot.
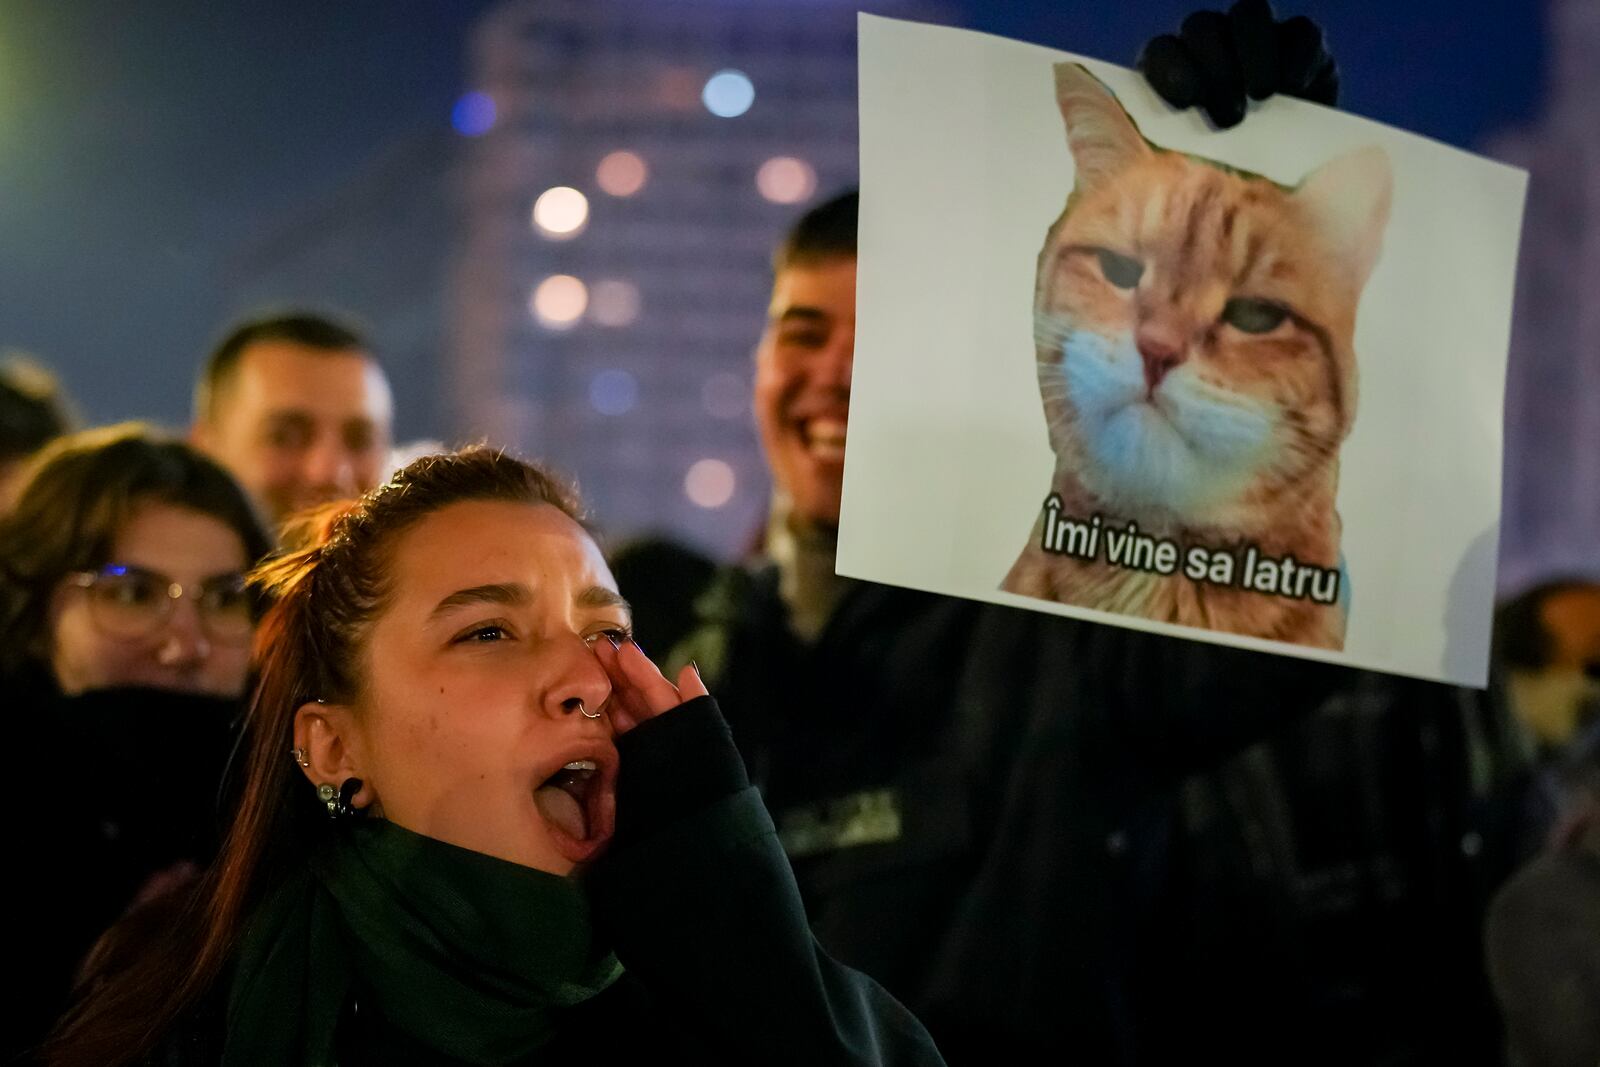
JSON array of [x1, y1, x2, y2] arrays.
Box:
[[335, 777, 363, 820], [317, 778, 365, 820]]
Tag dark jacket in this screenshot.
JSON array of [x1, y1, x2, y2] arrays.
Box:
[[663, 565, 1344, 1057], [1153, 673, 1527, 1063], [137, 698, 944, 1066], [1486, 823, 1600, 1067], [5, 666, 239, 1064], [1487, 723, 1600, 1067], [663, 562, 1523, 1064]]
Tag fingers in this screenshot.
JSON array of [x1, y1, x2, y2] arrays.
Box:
[[1302, 55, 1339, 107], [1228, 0, 1279, 101], [1275, 16, 1329, 97], [615, 640, 683, 714], [676, 661, 709, 701], [593, 638, 709, 735], [1138, 34, 1203, 110], [1138, 4, 1339, 126], [1180, 11, 1247, 128], [593, 638, 654, 733]]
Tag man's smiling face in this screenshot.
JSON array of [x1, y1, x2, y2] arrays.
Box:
[[753, 255, 856, 528]]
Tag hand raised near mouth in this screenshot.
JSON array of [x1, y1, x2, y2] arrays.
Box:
[[593, 637, 710, 735]]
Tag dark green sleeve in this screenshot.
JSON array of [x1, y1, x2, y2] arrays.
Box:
[[586, 697, 946, 1066]]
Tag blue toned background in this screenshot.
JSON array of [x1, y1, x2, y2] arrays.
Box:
[[0, 0, 1541, 429], [0, 0, 1582, 581]]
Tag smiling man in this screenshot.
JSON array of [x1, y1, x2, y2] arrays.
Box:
[[191, 312, 394, 529], [754, 210, 855, 531], [749, 194, 859, 641]]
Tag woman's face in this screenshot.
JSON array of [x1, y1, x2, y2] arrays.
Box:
[[342, 500, 629, 875], [47, 501, 254, 697]]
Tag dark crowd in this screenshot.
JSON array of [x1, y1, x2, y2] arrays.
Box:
[[1, 4, 1595, 1065]]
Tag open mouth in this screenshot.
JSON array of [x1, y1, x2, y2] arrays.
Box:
[[533, 754, 616, 865], [800, 417, 847, 463]]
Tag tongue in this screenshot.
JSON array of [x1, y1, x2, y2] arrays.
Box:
[[535, 785, 587, 840]]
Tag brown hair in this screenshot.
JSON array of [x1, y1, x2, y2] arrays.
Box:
[[0, 423, 271, 675], [46, 446, 583, 1066], [193, 310, 373, 425], [772, 188, 857, 274], [0, 351, 75, 464], [1495, 578, 1600, 672]]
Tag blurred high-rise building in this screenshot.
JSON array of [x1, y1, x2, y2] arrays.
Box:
[[1491, 0, 1600, 589], [450, 0, 942, 556]]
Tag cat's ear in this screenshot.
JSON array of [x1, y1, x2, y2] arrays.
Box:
[[1295, 146, 1393, 290], [1055, 63, 1151, 189]]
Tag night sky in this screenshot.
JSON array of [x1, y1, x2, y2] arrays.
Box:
[[0, 0, 1546, 433]]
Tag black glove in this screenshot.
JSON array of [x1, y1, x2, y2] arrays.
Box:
[[1137, 0, 1338, 129]]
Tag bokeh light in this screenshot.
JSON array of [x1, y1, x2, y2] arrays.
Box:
[[596, 151, 649, 197], [655, 67, 702, 111], [684, 459, 737, 509], [589, 370, 639, 416], [701, 373, 749, 419], [531, 186, 589, 239], [702, 70, 755, 118], [452, 92, 496, 136], [530, 275, 588, 330], [590, 280, 641, 327], [756, 157, 817, 205]]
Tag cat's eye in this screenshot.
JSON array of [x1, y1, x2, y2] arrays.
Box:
[[1221, 298, 1289, 334], [1094, 249, 1144, 290]]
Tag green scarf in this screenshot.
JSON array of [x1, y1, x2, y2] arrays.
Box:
[[223, 820, 623, 1066]]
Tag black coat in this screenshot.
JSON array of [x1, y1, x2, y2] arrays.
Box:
[[4, 665, 240, 1064], [662, 563, 1525, 1064]]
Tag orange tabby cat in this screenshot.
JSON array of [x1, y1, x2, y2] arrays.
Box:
[[1001, 63, 1391, 650]]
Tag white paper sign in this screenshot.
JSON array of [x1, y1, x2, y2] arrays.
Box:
[[838, 15, 1528, 687]]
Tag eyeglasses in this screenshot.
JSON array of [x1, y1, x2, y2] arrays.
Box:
[[67, 564, 255, 644]]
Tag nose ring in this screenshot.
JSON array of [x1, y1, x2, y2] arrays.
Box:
[[575, 699, 602, 720]]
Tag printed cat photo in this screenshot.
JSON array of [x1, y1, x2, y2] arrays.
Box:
[[1001, 63, 1392, 650]]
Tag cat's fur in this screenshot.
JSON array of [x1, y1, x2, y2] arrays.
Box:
[[1001, 63, 1391, 650]]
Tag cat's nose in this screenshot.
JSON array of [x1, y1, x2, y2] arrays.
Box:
[[1136, 327, 1186, 393]]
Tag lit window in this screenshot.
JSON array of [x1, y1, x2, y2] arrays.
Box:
[[756, 157, 817, 205], [684, 459, 737, 509], [530, 275, 588, 329], [596, 151, 648, 197], [702, 70, 755, 118], [531, 187, 589, 239]]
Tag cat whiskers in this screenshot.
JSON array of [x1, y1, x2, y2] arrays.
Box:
[[1032, 310, 1076, 353]]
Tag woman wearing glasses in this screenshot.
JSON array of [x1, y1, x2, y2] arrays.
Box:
[[0, 423, 270, 1061]]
